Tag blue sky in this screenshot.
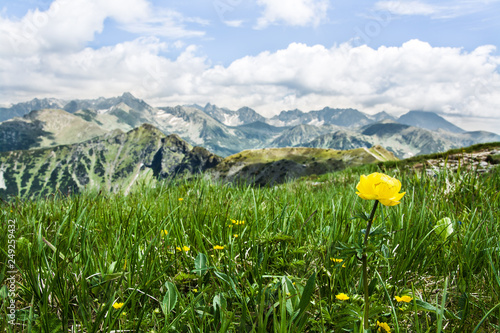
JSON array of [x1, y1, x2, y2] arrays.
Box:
[[1, 0, 500, 133]]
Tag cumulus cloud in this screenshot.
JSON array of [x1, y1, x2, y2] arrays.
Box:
[[0, 36, 210, 102], [0, 0, 206, 56], [0, 0, 150, 55], [254, 0, 329, 29], [203, 41, 500, 132]]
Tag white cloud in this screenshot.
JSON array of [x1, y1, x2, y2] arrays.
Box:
[[122, 9, 206, 39], [0, 0, 151, 55], [224, 20, 244, 28], [192, 41, 500, 126], [0, 0, 206, 56], [374, 1, 437, 16], [374, 0, 500, 19], [0, 36, 210, 102], [255, 0, 329, 29]]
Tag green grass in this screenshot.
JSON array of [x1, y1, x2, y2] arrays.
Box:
[[1, 160, 499, 332]]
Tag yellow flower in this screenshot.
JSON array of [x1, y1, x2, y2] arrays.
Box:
[[176, 246, 190, 252], [330, 258, 343, 263], [178, 198, 183, 201], [213, 245, 225, 250], [336, 293, 349, 301], [230, 219, 245, 225], [192, 288, 198, 293], [342, 263, 346, 268], [356, 172, 405, 206], [395, 295, 413, 303], [233, 234, 238, 238], [161, 230, 168, 236], [377, 321, 391, 332], [112, 302, 124, 309]]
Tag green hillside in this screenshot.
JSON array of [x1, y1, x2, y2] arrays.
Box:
[[211, 145, 398, 185], [0, 124, 221, 199]]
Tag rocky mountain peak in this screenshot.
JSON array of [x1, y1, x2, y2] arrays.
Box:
[[398, 110, 465, 133]]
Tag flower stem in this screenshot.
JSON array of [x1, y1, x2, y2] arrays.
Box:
[[362, 200, 379, 330]]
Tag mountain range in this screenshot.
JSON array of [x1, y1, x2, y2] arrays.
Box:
[[1, 92, 499, 159], [0, 123, 399, 198]]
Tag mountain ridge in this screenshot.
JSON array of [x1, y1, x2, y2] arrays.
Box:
[[0, 123, 222, 198], [1, 93, 498, 158]]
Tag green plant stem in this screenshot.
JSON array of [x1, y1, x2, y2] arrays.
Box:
[[362, 200, 379, 330]]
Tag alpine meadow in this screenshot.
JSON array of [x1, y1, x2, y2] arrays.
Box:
[[1, 143, 500, 332]]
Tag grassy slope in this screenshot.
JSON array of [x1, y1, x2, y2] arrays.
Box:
[[1, 143, 499, 331], [213, 146, 398, 185]]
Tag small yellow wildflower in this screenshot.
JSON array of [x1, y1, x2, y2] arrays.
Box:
[[121, 312, 127, 316], [112, 302, 124, 309], [233, 234, 238, 238], [336, 293, 349, 301], [192, 288, 198, 293], [395, 295, 413, 303], [330, 258, 343, 263], [377, 321, 391, 332], [342, 263, 346, 268], [230, 219, 245, 225], [176, 246, 190, 252], [213, 245, 225, 250], [161, 230, 168, 236], [178, 198, 183, 201]]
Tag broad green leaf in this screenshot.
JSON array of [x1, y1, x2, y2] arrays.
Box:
[[435, 217, 453, 241], [213, 293, 227, 312], [283, 276, 298, 315], [194, 253, 208, 277], [161, 281, 178, 315], [107, 261, 117, 274]]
